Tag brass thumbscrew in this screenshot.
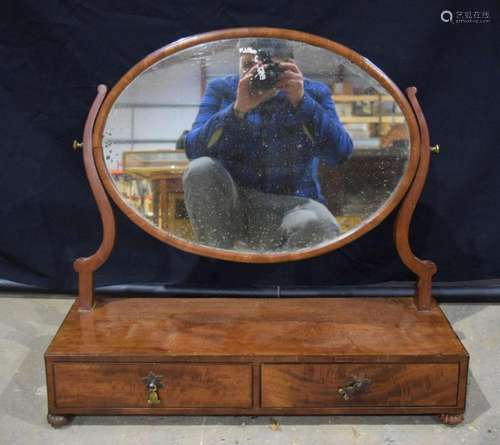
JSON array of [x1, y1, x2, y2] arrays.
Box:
[[73, 140, 83, 150], [430, 144, 440, 154]]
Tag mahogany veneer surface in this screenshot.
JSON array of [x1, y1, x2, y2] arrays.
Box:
[[54, 363, 252, 408], [262, 363, 459, 408], [46, 297, 465, 360], [45, 297, 468, 416]]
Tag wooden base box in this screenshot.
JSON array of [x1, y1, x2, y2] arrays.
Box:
[[45, 297, 468, 426]]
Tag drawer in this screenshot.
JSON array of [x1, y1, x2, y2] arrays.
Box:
[[53, 363, 252, 409], [262, 363, 459, 408]]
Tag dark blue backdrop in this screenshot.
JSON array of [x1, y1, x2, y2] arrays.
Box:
[[1, 0, 499, 290]]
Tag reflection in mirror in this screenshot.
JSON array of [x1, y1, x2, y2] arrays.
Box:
[[103, 38, 409, 253]]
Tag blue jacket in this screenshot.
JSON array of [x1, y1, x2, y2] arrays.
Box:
[[185, 75, 353, 203]]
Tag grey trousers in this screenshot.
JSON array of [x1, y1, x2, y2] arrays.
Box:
[[183, 157, 340, 251]]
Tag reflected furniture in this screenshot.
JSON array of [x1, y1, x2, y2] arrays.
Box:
[[121, 150, 192, 238], [45, 28, 468, 427]]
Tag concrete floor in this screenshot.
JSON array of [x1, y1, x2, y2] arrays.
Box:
[[0, 293, 499, 445]]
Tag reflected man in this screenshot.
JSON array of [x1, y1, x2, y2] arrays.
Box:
[[184, 39, 353, 250]]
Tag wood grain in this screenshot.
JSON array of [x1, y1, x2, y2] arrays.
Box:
[[54, 363, 252, 409], [45, 296, 468, 418], [45, 297, 466, 360], [261, 363, 459, 408]]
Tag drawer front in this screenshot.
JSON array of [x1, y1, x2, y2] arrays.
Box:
[[54, 363, 252, 409], [262, 363, 459, 408]]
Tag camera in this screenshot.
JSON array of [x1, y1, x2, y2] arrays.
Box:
[[249, 50, 283, 91]]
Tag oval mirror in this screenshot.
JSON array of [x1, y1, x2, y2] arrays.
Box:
[[94, 29, 419, 263]]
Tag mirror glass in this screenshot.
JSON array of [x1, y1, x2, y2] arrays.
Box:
[[102, 38, 410, 253]]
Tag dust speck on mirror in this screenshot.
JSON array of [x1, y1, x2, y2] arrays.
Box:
[[102, 38, 410, 254]]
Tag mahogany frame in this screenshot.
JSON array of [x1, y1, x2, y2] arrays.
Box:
[[92, 27, 421, 263], [75, 28, 436, 310]]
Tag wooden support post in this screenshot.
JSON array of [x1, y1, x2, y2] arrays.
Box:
[[73, 85, 116, 311], [394, 87, 437, 310]]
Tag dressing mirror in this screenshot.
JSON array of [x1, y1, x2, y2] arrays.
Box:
[[45, 28, 468, 428], [95, 32, 418, 262]]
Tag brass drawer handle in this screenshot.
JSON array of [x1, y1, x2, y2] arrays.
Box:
[[141, 371, 164, 405], [338, 377, 371, 401]]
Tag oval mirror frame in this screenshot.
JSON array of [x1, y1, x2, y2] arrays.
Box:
[[93, 27, 420, 263]]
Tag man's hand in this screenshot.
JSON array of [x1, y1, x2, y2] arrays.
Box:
[[276, 61, 304, 107], [234, 64, 277, 114]]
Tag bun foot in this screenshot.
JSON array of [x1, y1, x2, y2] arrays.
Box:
[[47, 413, 72, 428], [438, 413, 464, 425]]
